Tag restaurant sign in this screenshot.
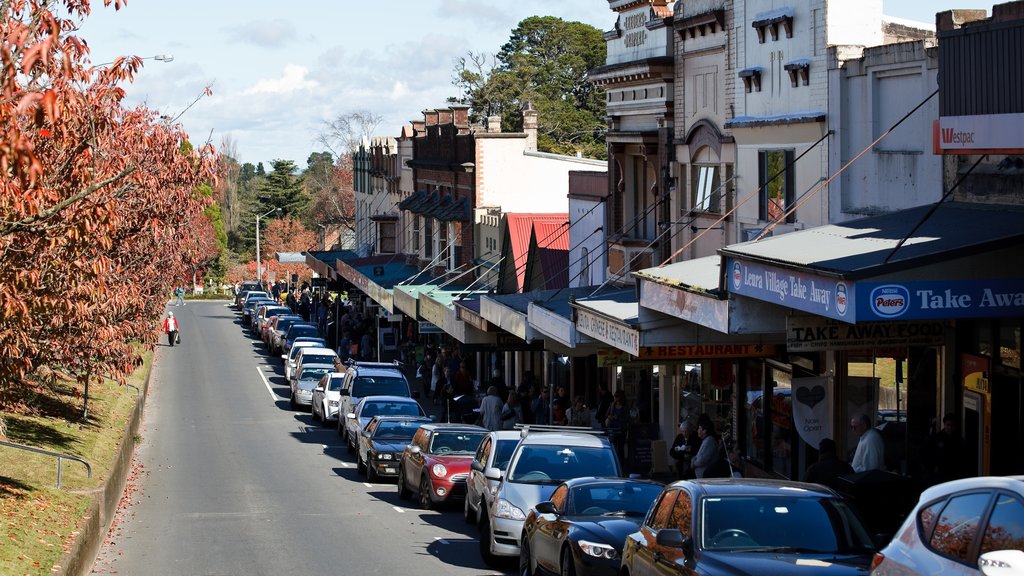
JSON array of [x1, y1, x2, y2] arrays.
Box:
[[727, 258, 852, 322], [576, 308, 640, 356], [598, 343, 776, 367], [787, 317, 945, 352]]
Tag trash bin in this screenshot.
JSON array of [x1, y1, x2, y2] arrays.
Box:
[[836, 469, 919, 537]]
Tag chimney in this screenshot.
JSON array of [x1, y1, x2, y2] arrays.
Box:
[[487, 115, 502, 133], [936, 8, 988, 31], [522, 101, 538, 152], [411, 120, 425, 136], [437, 107, 453, 125], [451, 105, 470, 128], [424, 109, 439, 126]]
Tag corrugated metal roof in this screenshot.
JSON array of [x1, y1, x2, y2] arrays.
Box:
[[721, 202, 1024, 279], [635, 255, 723, 295]]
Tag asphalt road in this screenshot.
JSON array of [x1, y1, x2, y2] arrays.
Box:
[[91, 301, 512, 575]]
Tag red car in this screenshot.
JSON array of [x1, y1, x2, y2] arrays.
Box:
[[397, 423, 486, 510]]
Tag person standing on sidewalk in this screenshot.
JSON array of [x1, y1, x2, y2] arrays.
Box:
[[163, 311, 179, 346]]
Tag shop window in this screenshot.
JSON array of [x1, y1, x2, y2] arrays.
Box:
[[378, 221, 396, 254], [768, 369, 793, 478], [999, 321, 1020, 369], [758, 149, 794, 223], [847, 352, 912, 474]]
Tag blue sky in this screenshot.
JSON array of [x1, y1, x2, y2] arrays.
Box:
[[77, 0, 999, 168]]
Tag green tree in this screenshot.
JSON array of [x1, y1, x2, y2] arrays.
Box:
[[453, 16, 607, 159], [256, 159, 307, 218]]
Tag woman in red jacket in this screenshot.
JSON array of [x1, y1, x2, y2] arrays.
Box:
[[163, 311, 179, 346]]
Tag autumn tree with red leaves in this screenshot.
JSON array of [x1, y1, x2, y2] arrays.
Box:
[[0, 0, 217, 423]]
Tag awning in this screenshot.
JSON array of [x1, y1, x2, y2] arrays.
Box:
[[572, 288, 765, 356], [335, 255, 421, 313], [721, 202, 1024, 323], [305, 250, 357, 281], [635, 255, 788, 334], [525, 287, 604, 353], [418, 288, 496, 344], [479, 291, 551, 342]]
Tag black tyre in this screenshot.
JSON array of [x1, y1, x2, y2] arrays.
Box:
[[356, 453, 366, 475], [480, 513, 499, 567], [346, 430, 355, 454], [463, 495, 475, 524], [397, 468, 411, 500], [560, 546, 576, 576], [419, 476, 434, 510], [519, 537, 534, 576], [366, 460, 378, 482]]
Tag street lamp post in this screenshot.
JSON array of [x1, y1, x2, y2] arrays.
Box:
[[255, 207, 281, 286]]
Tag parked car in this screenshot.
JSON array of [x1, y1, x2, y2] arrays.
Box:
[[620, 478, 877, 576], [870, 476, 1024, 576], [290, 363, 333, 410], [233, 281, 263, 309], [338, 361, 414, 437], [242, 296, 274, 324], [356, 415, 432, 481], [396, 423, 486, 510], [341, 395, 428, 451], [258, 308, 291, 342], [311, 372, 345, 423], [290, 347, 339, 387], [268, 315, 305, 355], [465, 429, 521, 524], [252, 304, 289, 334], [480, 427, 623, 565], [520, 477, 664, 576], [284, 340, 328, 382], [281, 323, 319, 356]]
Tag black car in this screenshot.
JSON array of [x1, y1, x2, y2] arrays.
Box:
[[356, 415, 432, 481], [620, 478, 877, 576], [520, 477, 664, 576]]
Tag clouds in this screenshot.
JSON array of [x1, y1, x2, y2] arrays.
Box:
[[226, 18, 298, 48], [243, 64, 318, 95]]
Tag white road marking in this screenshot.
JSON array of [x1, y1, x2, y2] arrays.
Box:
[[433, 537, 449, 545], [363, 482, 373, 488], [393, 506, 405, 513], [256, 366, 279, 401], [338, 462, 353, 468]]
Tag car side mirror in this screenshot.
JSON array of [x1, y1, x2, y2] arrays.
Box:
[[409, 445, 422, 455], [346, 413, 356, 420], [429, 415, 438, 422], [483, 467, 502, 481], [535, 501, 557, 515], [280, 354, 287, 360], [471, 461, 484, 472], [980, 549, 1024, 576], [315, 387, 324, 393], [655, 529, 692, 558], [339, 389, 350, 396]]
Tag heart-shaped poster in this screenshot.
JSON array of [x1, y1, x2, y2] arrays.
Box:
[[796, 385, 826, 409]]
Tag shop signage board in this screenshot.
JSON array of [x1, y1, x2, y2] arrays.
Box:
[[528, 302, 575, 346], [727, 258, 852, 322], [935, 113, 1024, 154], [857, 280, 1024, 321], [597, 343, 776, 367], [639, 279, 730, 333], [787, 317, 945, 352], [576, 308, 640, 356]]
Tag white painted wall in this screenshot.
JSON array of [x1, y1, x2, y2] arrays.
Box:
[[475, 136, 605, 213], [827, 41, 942, 221], [606, 4, 673, 66]]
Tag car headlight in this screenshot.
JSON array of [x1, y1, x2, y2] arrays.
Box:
[[431, 463, 448, 478], [495, 498, 526, 520], [328, 400, 339, 407], [578, 539, 618, 560], [377, 453, 392, 460]]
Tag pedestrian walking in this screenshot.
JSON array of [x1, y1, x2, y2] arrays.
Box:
[[174, 286, 185, 306], [163, 311, 179, 347]]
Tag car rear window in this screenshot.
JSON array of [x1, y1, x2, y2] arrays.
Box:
[[361, 401, 423, 418], [374, 420, 425, 440], [300, 366, 331, 381], [352, 376, 410, 398], [288, 325, 319, 339], [493, 438, 520, 471], [276, 318, 301, 332], [301, 354, 336, 365], [429, 431, 486, 455], [509, 445, 620, 484]]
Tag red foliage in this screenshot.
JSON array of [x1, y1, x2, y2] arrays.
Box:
[[0, 1, 217, 398]]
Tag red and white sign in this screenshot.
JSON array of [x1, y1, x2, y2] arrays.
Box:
[[934, 113, 1024, 154]]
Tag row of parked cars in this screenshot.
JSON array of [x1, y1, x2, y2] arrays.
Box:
[[230, 286, 1024, 576]]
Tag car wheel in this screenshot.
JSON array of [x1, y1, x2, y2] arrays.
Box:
[[346, 431, 355, 454], [419, 476, 434, 510], [337, 419, 344, 437], [480, 512, 499, 567], [356, 453, 366, 475], [463, 495, 475, 524], [289, 392, 297, 410], [560, 546, 576, 576], [397, 468, 411, 500], [367, 460, 378, 482], [312, 403, 320, 421], [519, 537, 534, 576]]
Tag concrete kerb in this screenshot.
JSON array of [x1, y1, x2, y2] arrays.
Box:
[[55, 361, 152, 576]]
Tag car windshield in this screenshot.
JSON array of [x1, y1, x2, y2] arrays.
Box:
[[299, 367, 331, 381], [276, 318, 301, 332], [361, 401, 423, 419], [508, 445, 620, 484], [288, 325, 318, 339], [429, 431, 486, 455], [493, 439, 519, 471], [265, 307, 289, 318], [374, 420, 424, 441], [699, 495, 875, 554], [352, 376, 409, 398], [569, 482, 663, 516]]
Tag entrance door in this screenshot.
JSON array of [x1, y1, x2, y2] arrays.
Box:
[[963, 390, 983, 476]]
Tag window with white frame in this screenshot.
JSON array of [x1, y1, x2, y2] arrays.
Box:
[[423, 217, 433, 259], [758, 150, 795, 223], [691, 165, 721, 212]]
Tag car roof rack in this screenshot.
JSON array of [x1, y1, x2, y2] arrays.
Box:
[[513, 424, 606, 438], [345, 359, 403, 368]]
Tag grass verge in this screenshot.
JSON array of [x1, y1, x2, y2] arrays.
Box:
[[0, 351, 151, 576]]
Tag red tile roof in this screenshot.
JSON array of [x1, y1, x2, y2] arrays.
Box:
[[504, 213, 568, 292]]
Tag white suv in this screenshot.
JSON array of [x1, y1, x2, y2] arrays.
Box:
[[464, 430, 521, 525], [478, 426, 622, 566]]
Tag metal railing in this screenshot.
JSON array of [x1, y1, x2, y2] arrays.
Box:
[[0, 440, 92, 489]]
